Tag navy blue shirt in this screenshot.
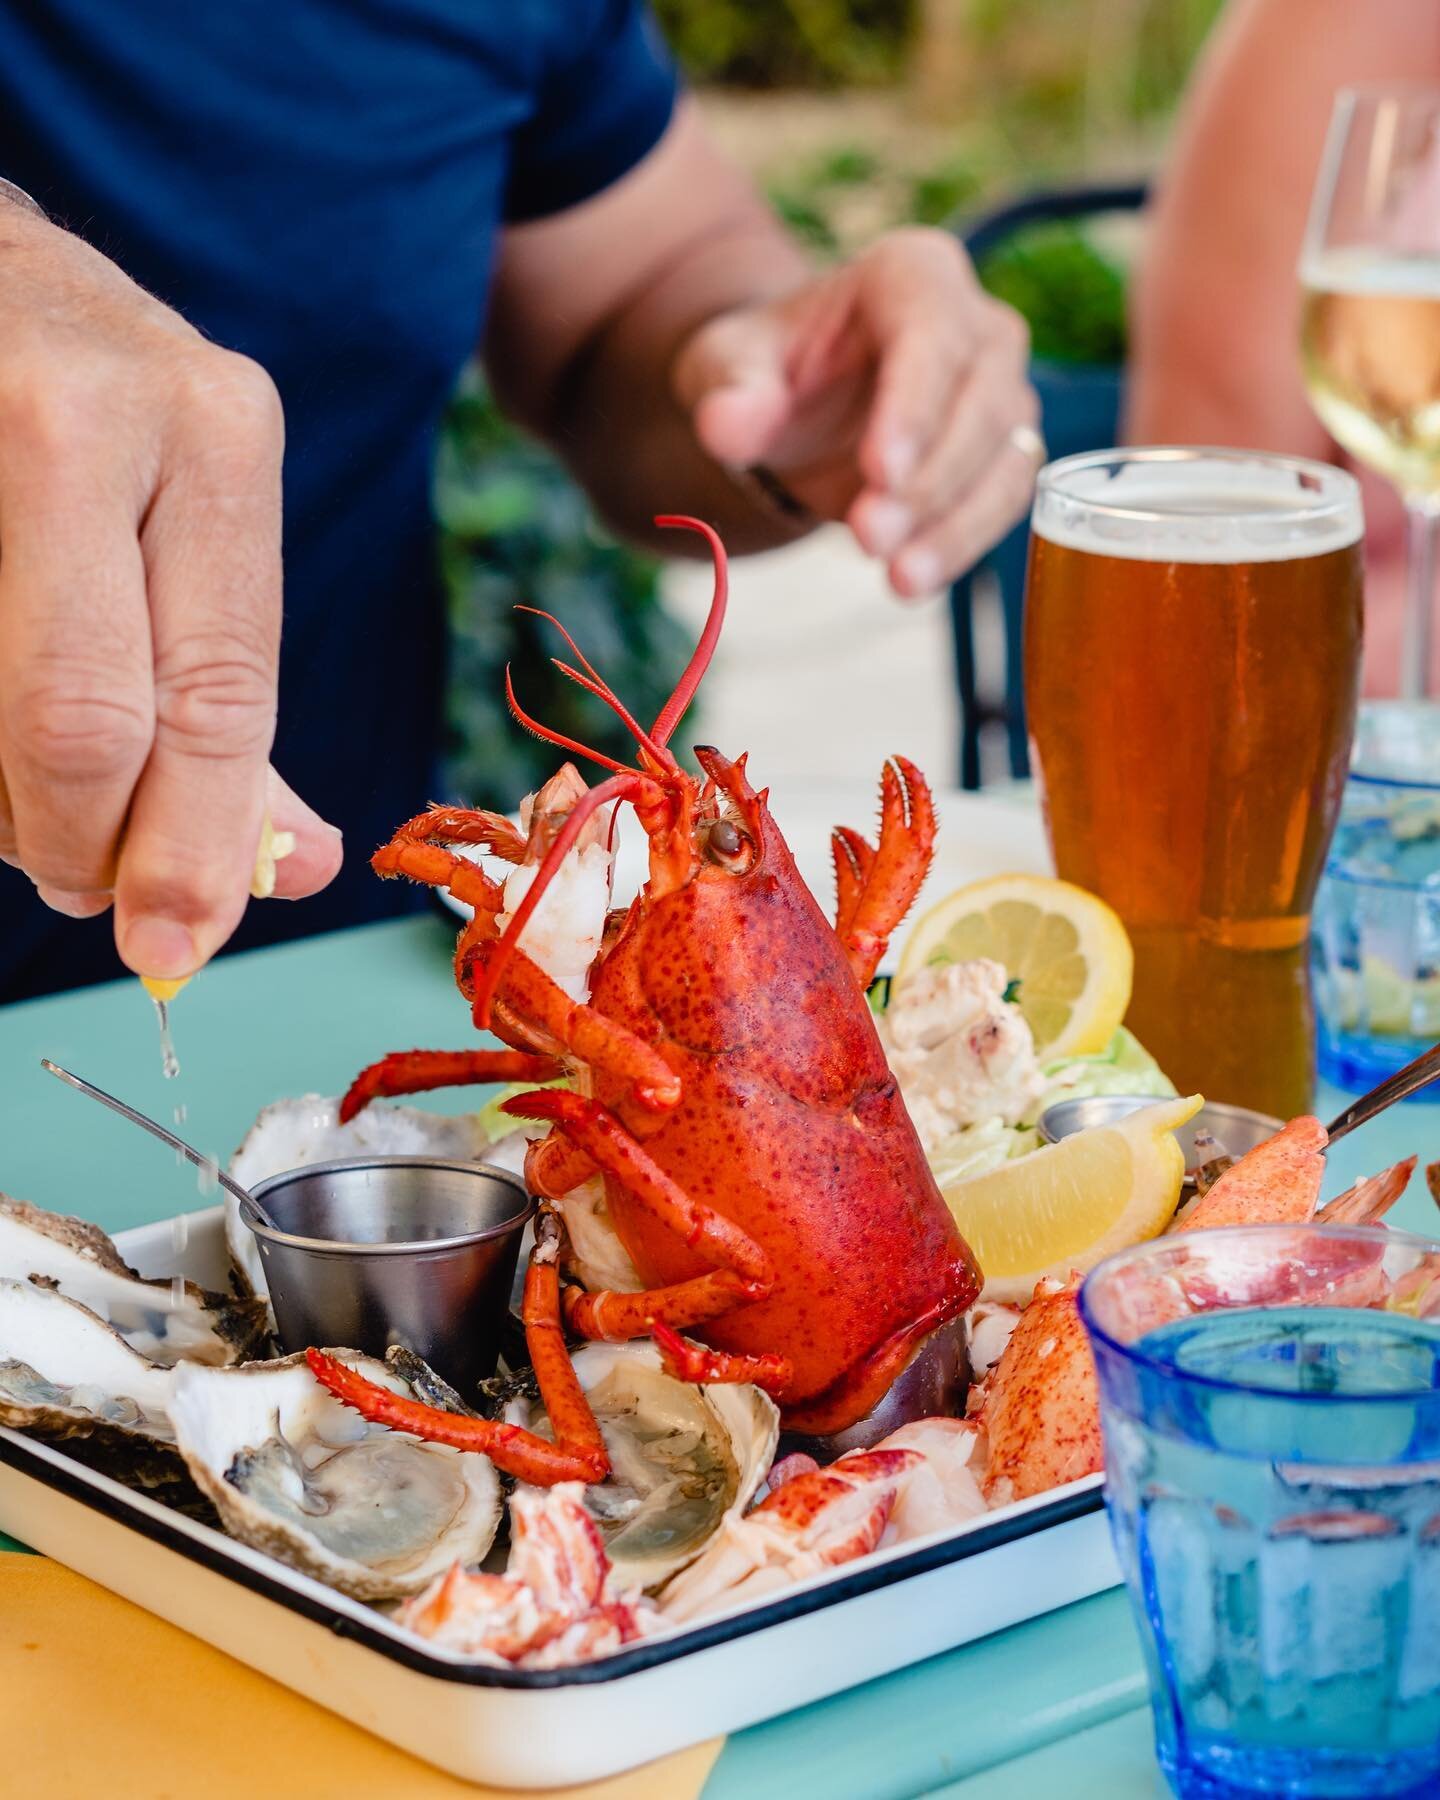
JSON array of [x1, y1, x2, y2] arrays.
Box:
[[0, 0, 677, 998]]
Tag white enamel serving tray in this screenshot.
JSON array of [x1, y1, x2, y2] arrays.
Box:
[[0, 1207, 1116, 1790]]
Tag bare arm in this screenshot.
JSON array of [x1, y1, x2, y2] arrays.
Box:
[[486, 103, 809, 551], [486, 102, 1039, 595], [1127, 0, 1440, 455]]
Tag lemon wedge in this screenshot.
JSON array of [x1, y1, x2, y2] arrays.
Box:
[[250, 814, 297, 901], [139, 974, 189, 1003], [138, 815, 296, 1001], [898, 872, 1134, 1058], [941, 1093, 1203, 1304]]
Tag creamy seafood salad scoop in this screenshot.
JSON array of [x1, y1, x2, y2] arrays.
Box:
[[876, 958, 1174, 1182]]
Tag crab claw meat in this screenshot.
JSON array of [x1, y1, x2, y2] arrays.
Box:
[[658, 1445, 922, 1624], [395, 1483, 660, 1666]]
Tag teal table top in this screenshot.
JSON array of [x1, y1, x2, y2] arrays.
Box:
[[1, 911, 1436, 1799]]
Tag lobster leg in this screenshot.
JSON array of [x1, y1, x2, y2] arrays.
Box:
[[388, 804, 530, 863], [651, 1321, 794, 1390], [779, 1298, 953, 1437], [339, 1049, 563, 1124], [371, 837, 505, 912], [506, 1089, 793, 1395], [308, 1212, 610, 1486], [469, 943, 682, 1113], [562, 1269, 760, 1338], [834, 757, 936, 988]]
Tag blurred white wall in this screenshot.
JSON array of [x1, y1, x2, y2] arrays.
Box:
[[660, 526, 960, 795]]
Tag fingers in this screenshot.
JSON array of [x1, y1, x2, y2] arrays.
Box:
[[31, 882, 112, 919], [265, 765, 343, 901], [840, 230, 1039, 591], [0, 395, 156, 897], [883, 439, 1042, 600], [849, 228, 992, 500], [860, 322, 1033, 545], [112, 355, 286, 979], [672, 309, 793, 468]]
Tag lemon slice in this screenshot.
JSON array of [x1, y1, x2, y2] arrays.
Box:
[[941, 1093, 1203, 1304], [138, 815, 296, 1001], [899, 872, 1133, 1057]]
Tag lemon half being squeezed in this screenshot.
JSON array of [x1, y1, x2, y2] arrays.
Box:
[[139, 815, 295, 1001]]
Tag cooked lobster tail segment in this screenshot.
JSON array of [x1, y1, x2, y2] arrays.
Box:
[[326, 516, 982, 1482]]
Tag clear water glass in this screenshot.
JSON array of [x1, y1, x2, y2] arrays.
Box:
[[1313, 700, 1440, 1092], [1081, 1224, 1440, 1799]]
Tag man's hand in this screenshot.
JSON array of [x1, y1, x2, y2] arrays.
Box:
[[489, 106, 1038, 587], [0, 205, 341, 977], [673, 229, 1040, 597]]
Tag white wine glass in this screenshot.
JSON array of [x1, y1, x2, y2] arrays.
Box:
[[1301, 87, 1440, 698]]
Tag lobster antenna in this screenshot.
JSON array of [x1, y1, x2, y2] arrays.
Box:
[[550, 660, 674, 769], [651, 515, 728, 747], [504, 667, 629, 776], [515, 603, 677, 771], [471, 770, 651, 1026], [514, 605, 613, 695]]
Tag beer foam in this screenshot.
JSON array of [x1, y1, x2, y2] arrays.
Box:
[[1032, 453, 1363, 564]]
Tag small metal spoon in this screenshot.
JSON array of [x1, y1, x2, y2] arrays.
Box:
[[40, 1057, 279, 1227], [1324, 1039, 1440, 1147]]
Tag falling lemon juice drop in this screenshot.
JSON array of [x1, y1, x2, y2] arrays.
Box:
[[141, 973, 189, 1081], [151, 997, 180, 1080]]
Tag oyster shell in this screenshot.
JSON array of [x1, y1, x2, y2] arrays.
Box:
[[0, 1276, 182, 1487], [168, 1350, 502, 1601], [0, 1194, 268, 1367], [511, 1341, 779, 1592], [227, 1095, 494, 1298]]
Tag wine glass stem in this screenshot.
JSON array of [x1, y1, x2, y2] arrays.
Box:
[[1403, 495, 1440, 699]]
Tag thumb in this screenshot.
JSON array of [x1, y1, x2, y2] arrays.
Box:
[[264, 765, 343, 900], [673, 309, 793, 468]]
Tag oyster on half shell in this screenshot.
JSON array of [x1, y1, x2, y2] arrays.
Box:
[[227, 1095, 495, 1299], [0, 1194, 268, 1367], [169, 1351, 502, 1601], [510, 1341, 779, 1592], [0, 1276, 182, 1489]]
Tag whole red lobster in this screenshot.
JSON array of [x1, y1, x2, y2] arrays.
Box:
[[309, 516, 982, 1485]]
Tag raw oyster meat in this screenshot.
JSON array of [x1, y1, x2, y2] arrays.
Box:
[[510, 1341, 778, 1591], [0, 1194, 268, 1367], [0, 1276, 181, 1488], [227, 1095, 495, 1298], [169, 1351, 502, 1601]]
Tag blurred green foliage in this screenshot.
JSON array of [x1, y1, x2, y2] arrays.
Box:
[[977, 222, 1128, 366], [653, 0, 910, 87], [438, 376, 689, 810], [768, 144, 882, 253]]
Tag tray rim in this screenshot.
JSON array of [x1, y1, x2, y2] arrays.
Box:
[[0, 1425, 1105, 1691]]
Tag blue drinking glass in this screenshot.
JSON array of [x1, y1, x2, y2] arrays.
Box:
[[1313, 700, 1440, 1095], [1080, 1223, 1440, 1799]]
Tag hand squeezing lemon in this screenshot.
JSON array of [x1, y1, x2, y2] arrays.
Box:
[[138, 815, 296, 1002]]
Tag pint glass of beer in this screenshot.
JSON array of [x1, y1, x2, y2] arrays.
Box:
[[1024, 448, 1364, 1118]]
